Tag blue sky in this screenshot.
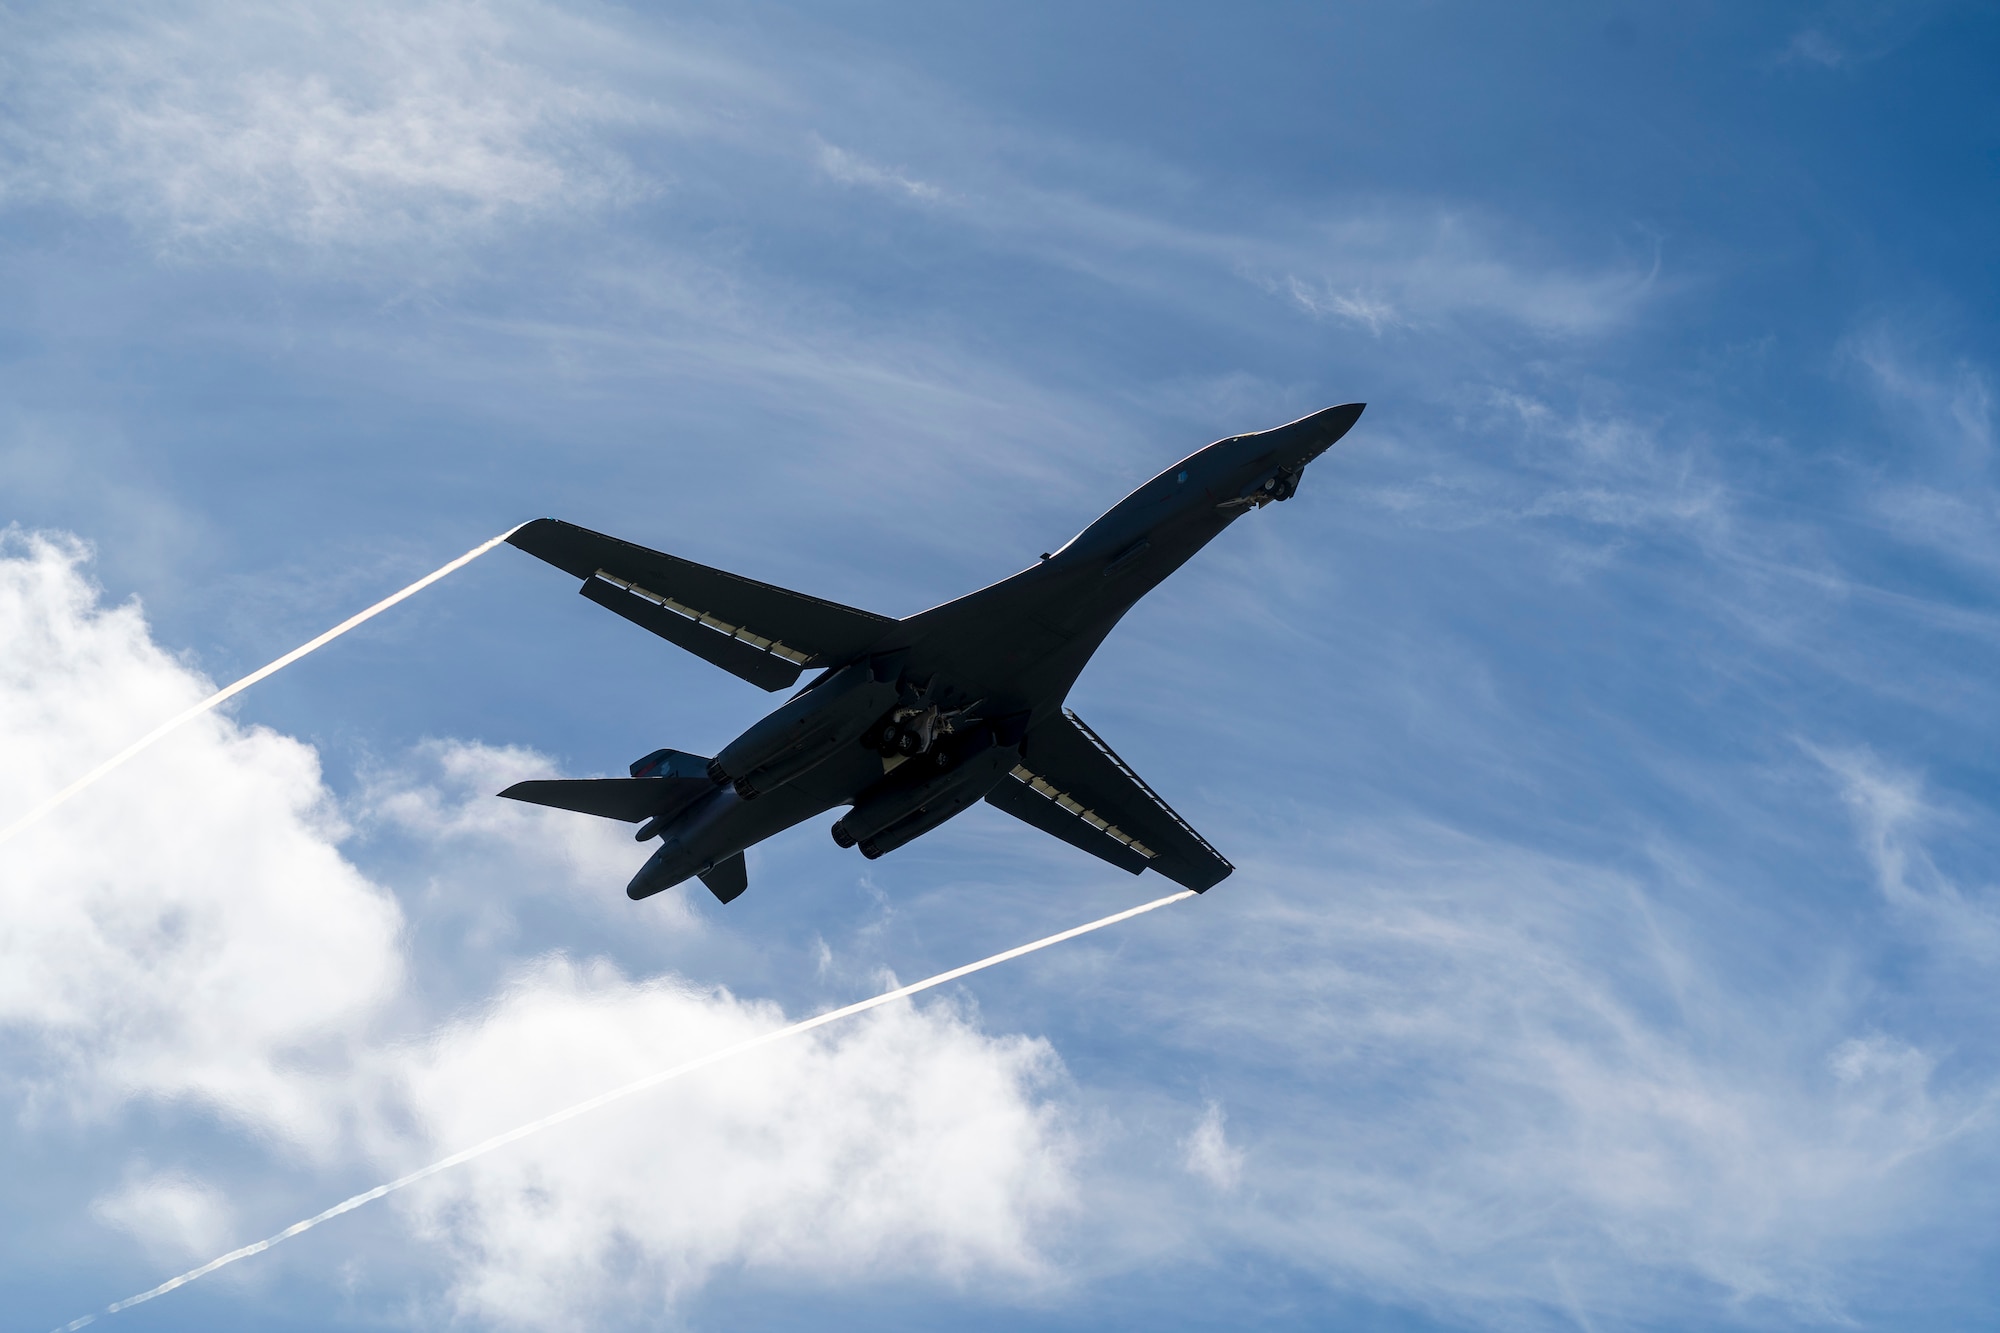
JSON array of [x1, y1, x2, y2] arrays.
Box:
[[4, 1, 1999, 1329]]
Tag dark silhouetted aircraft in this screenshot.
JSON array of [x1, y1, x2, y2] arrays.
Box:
[[500, 403, 1364, 904]]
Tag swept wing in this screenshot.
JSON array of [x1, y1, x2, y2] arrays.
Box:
[[985, 709, 1233, 892], [509, 518, 897, 691]]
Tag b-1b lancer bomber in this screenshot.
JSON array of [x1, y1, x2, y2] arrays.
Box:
[[501, 403, 1365, 904]]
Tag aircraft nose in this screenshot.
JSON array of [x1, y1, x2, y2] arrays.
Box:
[[1247, 402, 1366, 463], [1306, 401, 1366, 440]]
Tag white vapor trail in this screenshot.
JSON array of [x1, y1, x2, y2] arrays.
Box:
[[0, 524, 526, 848], [54, 888, 1196, 1330]]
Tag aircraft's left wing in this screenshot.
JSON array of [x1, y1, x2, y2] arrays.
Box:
[[985, 709, 1233, 892], [510, 519, 898, 691]]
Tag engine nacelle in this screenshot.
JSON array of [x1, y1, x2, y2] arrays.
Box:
[[834, 733, 1009, 848], [710, 662, 898, 798], [858, 781, 999, 859], [846, 741, 1019, 860]]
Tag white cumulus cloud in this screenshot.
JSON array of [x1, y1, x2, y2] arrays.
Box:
[[88, 1168, 235, 1264], [391, 957, 1072, 1325], [0, 530, 1079, 1321], [0, 527, 404, 1143]]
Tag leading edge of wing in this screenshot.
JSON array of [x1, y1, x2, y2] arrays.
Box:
[[509, 518, 898, 691]]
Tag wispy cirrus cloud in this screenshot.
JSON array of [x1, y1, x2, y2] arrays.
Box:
[[1275, 213, 1658, 338], [1118, 823, 1998, 1328], [1847, 326, 1994, 463], [1836, 331, 2000, 598], [1779, 28, 1851, 69], [3, 0, 1663, 358], [814, 136, 948, 202], [1812, 742, 2000, 963], [1774, 1, 1955, 72], [0, 0, 746, 253], [1180, 1101, 1244, 1191]]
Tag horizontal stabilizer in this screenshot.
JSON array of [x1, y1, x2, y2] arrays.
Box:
[[985, 710, 1233, 892], [498, 775, 711, 824], [510, 519, 897, 691]]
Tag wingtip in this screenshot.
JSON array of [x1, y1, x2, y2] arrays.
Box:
[[504, 517, 559, 551]]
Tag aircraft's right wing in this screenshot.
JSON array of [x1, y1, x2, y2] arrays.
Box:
[[510, 519, 898, 691], [985, 709, 1233, 892]]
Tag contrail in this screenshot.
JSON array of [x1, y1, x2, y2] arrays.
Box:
[[53, 887, 1195, 1331], [0, 524, 526, 849]]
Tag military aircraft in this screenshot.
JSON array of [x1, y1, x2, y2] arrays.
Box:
[[500, 402, 1365, 904]]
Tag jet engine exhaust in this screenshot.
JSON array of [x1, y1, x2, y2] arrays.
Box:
[[50, 889, 1197, 1333]]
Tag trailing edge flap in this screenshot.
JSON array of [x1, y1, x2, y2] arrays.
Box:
[[984, 710, 1234, 892], [509, 518, 898, 691], [698, 852, 748, 904], [498, 776, 711, 823]]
